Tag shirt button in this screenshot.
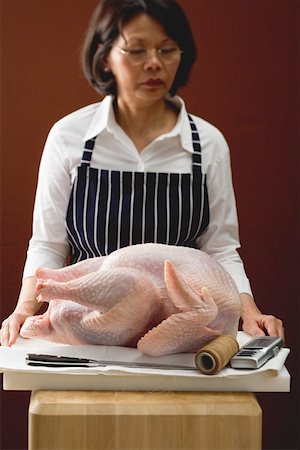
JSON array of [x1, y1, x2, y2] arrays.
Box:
[[137, 163, 145, 171]]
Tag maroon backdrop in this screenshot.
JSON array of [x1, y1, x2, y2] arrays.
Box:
[[1, 1, 299, 449]]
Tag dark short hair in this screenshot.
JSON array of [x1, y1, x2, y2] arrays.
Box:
[[81, 0, 197, 96]]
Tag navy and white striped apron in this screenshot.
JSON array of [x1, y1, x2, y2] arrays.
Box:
[[66, 114, 209, 264]]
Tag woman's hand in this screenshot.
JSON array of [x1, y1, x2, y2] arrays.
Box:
[[240, 293, 285, 342], [1, 310, 33, 346], [0, 276, 41, 346]]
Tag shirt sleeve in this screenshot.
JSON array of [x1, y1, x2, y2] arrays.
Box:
[[196, 134, 253, 296], [23, 124, 72, 278]]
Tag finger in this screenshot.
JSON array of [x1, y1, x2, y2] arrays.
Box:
[[0, 323, 10, 346], [278, 326, 285, 343], [8, 321, 22, 346], [0, 318, 22, 347], [262, 317, 285, 342], [242, 321, 266, 337]]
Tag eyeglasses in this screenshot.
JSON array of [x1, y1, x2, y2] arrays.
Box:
[[113, 46, 183, 65]]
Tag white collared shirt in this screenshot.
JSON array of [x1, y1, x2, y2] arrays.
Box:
[[24, 95, 252, 295]]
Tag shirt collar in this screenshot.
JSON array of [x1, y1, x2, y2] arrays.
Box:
[[166, 96, 194, 153], [83, 96, 113, 142], [83, 95, 194, 154]]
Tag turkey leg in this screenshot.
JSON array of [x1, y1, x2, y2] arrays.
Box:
[[137, 261, 219, 356]]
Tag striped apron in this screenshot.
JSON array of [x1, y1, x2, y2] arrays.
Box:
[[66, 114, 209, 264]]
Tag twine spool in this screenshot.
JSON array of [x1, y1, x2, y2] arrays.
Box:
[[195, 335, 239, 375]]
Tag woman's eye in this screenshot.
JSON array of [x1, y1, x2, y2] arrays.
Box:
[[160, 47, 177, 55], [128, 48, 146, 56]]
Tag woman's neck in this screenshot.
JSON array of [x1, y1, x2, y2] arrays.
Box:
[[114, 98, 179, 152]]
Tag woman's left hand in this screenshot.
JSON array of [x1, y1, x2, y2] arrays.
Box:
[[240, 293, 285, 342]]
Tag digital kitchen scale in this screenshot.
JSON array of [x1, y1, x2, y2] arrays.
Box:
[[230, 336, 284, 369]]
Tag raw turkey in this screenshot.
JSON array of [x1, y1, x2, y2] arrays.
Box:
[[20, 244, 242, 356]]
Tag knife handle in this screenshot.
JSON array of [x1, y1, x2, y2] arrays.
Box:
[[26, 353, 92, 364]]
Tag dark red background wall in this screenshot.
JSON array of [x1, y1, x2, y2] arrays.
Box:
[[1, 1, 299, 449]]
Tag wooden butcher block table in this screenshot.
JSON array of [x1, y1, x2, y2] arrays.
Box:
[[29, 390, 262, 450]]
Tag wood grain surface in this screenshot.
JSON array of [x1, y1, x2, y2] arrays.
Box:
[[29, 390, 262, 450]]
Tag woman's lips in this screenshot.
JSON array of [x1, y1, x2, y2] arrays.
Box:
[[143, 79, 164, 86]]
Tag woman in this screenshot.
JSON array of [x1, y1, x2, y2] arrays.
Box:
[[0, 0, 284, 346]]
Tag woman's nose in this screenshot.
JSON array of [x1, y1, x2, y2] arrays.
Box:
[[143, 49, 163, 70]]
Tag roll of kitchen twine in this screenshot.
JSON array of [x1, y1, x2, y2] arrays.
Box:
[[195, 335, 239, 375]]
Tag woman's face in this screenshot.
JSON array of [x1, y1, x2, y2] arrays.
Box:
[[106, 13, 181, 106]]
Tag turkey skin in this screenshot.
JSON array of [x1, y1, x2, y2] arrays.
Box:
[[20, 244, 242, 356]]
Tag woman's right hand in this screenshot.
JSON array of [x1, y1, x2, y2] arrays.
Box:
[[0, 310, 33, 346], [0, 276, 40, 346]]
